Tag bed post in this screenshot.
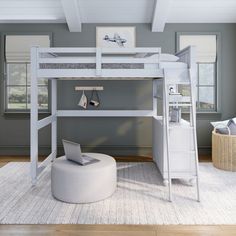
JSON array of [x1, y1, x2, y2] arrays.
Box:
[[51, 78, 57, 160], [30, 47, 38, 185], [153, 79, 158, 116], [96, 47, 102, 76]]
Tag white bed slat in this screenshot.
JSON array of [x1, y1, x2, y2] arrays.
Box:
[[37, 115, 56, 130], [75, 86, 104, 91], [51, 79, 57, 161], [37, 69, 164, 78], [101, 47, 161, 54], [38, 57, 159, 64], [57, 110, 154, 117], [38, 57, 96, 63], [37, 150, 56, 175], [96, 47, 102, 76], [38, 47, 161, 54], [30, 47, 39, 186], [38, 47, 97, 53]]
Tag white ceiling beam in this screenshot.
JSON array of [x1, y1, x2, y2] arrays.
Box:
[[152, 0, 171, 32], [61, 0, 81, 32]]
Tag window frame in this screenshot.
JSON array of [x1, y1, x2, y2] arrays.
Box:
[[196, 62, 217, 112], [1, 32, 52, 114], [5, 62, 49, 111], [176, 32, 221, 114]]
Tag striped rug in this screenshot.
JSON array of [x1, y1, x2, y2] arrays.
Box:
[[0, 162, 235, 224]]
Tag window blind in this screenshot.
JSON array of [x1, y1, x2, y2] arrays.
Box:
[[179, 35, 217, 63], [5, 35, 50, 62]]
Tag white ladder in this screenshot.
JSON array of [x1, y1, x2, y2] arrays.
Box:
[[163, 68, 200, 202]]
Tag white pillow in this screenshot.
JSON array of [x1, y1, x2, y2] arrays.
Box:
[[211, 120, 229, 128], [159, 53, 179, 62], [211, 118, 236, 128]]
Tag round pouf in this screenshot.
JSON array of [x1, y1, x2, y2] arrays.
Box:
[[51, 153, 117, 203]]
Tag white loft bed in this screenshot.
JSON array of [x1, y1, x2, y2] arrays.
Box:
[[30, 46, 199, 201]]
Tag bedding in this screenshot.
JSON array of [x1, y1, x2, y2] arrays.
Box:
[[40, 62, 187, 70], [40, 63, 144, 69], [160, 53, 179, 62], [39, 53, 181, 70], [159, 61, 187, 69]]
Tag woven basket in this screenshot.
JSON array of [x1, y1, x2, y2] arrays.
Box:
[[212, 129, 236, 171]]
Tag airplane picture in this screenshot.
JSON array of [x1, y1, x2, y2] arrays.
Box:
[[103, 33, 127, 47]]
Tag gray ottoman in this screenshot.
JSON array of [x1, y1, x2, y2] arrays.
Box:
[[51, 153, 117, 203]]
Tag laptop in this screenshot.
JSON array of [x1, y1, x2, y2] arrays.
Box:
[[62, 139, 99, 165]]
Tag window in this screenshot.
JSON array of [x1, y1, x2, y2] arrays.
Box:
[[178, 34, 217, 112], [197, 62, 216, 110], [5, 35, 50, 112]]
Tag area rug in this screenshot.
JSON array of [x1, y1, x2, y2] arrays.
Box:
[[0, 162, 235, 224]]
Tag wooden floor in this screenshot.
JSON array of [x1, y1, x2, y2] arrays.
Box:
[[0, 155, 155, 168], [0, 155, 211, 168], [0, 224, 236, 236], [1, 155, 235, 236]]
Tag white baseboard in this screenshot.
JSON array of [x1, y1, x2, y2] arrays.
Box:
[[0, 145, 211, 156]]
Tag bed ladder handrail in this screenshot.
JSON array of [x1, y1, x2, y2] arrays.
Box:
[[163, 67, 200, 202]]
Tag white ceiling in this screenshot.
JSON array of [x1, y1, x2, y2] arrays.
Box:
[[0, 0, 236, 32], [79, 0, 155, 23]]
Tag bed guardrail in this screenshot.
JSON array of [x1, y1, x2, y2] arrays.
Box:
[[175, 45, 196, 70], [34, 47, 162, 78], [175, 46, 197, 85]]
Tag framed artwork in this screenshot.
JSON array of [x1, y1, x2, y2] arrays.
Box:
[[96, 27, 136, 48]]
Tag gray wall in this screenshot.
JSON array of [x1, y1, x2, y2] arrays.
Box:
[[0, 23, 236, 156]]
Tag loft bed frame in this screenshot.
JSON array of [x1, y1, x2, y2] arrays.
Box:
[[30, 46, 197, 201]]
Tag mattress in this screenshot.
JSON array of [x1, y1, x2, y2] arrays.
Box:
[[39, 62, 187, 70], [40, 63, 144, 69], [159, 62, 187, 69], [39, 52, 187, 70]]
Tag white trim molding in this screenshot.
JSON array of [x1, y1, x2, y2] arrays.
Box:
[[152, 0, 171, 32], [61, 0, 81, 32]]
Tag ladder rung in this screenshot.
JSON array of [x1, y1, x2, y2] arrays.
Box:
[[169, 96, 191, 103], [169, 103, 192, 107], [168, 126, 194, 130], [166, 82, 191, 85], [169, 150, 196, 154]]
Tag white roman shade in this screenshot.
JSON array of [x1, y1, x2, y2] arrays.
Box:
[[179, 35, 217, 63], [5, 35, 50, 63]]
